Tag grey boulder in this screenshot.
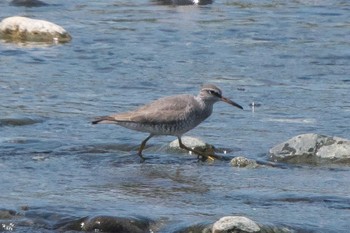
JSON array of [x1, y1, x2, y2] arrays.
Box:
[[269, 133, 350, 165]]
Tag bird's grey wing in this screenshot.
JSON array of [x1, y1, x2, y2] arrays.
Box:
[[111, 94, 196, 124]]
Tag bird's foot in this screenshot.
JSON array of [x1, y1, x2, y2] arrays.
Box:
[[183, 145, 222, 161], [197, 154, 215, 162], [197, 151, 223, 162], [137, 153, 146, 163]]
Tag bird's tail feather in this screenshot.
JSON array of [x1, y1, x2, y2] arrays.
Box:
[[92, 116, 117, 124]]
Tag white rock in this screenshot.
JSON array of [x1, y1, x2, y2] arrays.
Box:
[[230, 156, 259, 168], [0, 16, 71, 43], [169, 136, 207, 149], [212, 216, 260, 233]]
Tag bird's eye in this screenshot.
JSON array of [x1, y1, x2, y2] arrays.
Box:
[[207, 90, 220, 97]]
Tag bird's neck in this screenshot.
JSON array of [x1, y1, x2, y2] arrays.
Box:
[[195, 96, 214, 119]]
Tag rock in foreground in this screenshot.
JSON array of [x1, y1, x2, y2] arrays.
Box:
[[212, 216, 260, 233], [0, 16, 71, 43], [269, 133, 350, 165]]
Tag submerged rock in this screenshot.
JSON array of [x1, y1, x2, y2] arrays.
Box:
[[212, 216, 260, 233], [153, 0, 213, 5], [269, 133, 350, 165], [173, 223, 210, 233], [0, 16, 71, 43], [0, 209, 17, 219], [60, 215, 151, 233], [83, 216, 151, 233], [0, 116, 43, 126], [10, 0, 48, 7]]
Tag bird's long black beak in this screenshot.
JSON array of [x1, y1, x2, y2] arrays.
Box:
[[221, 96, 243, 110]]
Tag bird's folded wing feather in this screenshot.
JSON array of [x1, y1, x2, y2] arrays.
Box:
[[110, 95, 196, 124]]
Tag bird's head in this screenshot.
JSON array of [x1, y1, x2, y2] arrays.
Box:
[[200, 84, 243, 110]]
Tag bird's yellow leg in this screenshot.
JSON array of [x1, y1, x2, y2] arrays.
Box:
[[177, 137, 218, 161]]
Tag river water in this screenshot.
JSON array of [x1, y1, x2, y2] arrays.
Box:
[[0, 0, 350, 232]]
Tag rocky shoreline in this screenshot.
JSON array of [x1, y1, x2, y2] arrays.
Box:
[[173, 134, 350, 167]]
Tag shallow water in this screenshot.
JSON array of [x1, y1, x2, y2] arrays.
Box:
[[0, 0, 350, 232]]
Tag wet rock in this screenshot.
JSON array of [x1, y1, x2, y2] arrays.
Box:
[[0, 16, 72, 43], [168, 136, 235, 161], [230, 156, 260, 168], [56, 217, 88, 231], [173, 223, 210, 233], [0, 116, 43, 126], [81, 216, 151, 233], [269, 133, 350, 164], [0, 209, 18, 231], [0, 209, 17, 219], [212, 216, 260, 233], [169, 136, 221, 160], [10, 0, 48, 7], [153, 0, 213, 5], [169, 136, 216, 156]]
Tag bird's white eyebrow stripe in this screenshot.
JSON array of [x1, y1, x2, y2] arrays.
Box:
[[203, 89, 221, 97]]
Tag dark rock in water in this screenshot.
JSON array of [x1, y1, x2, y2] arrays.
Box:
[[0, 209, 18, 231], [0, 209, 17, 219], [0, 116, 43, 126], [269, 133, 350, 165], [57, 215, 152, 232], [55, 217, 88, 231], [153, 0, 213, 5], [173, 223, 211, 233], [81, 216, 151, 233], [10, 0, 48, 7]]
